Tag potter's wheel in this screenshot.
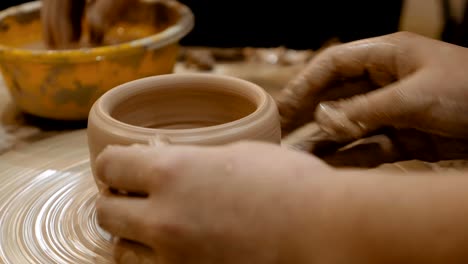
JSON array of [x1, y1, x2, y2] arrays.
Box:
[[0, 130, 113, 263], [0, 128, 466, 263]]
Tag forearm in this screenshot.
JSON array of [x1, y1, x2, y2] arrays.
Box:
[[328, 171, 468, 263]]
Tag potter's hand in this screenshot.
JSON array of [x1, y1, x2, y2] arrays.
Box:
[[96, 142, 468, 264], [41, 0, 85, 49], [277, 32, 468, 141], [95, 142, 334, 264], [41, 0, 133, 49]]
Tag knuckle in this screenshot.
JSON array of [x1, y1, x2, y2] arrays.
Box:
[[142, 150, 190, 184], [148, 154, 180, 175], [96, 146, 120, 167], [314, 45, 347, 73], [311, 48, 335, 68], [227, 141, 272, 159], [393, 31, 416, 39], [228, 140, 256, 152], [95, 155, 110, 181], [323, 44, 342, 55], [141, 162, 169, 187], [318, 45, 345, 62], [386, 31, 419, 45]]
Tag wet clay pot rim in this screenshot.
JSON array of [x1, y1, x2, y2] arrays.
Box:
[[90, 73, 279, 143]]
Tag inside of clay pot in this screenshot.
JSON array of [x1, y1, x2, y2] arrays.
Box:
[[110, 87, 258, 129]]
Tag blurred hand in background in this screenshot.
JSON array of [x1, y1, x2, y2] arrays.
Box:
[[41, 0, 133, 49]]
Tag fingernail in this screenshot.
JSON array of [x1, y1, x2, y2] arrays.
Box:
[[317, 102, 364, 140], [317, 103, 340, 134]]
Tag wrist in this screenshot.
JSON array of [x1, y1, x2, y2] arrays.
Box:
[[284, 170, 409, 264], [279, 169, 361, 264], [322, 171, 468, 264]]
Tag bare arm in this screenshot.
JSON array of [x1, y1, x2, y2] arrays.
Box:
[[95, 141, 468, 264], [294, 170, 468, 263]]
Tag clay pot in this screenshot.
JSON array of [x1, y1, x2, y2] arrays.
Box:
[[87, 73, 281, 189]]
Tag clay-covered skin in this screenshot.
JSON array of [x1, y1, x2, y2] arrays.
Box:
[[95, 142, 468, 264], [41, 0, 134, 48], [277, 32, 468, 162], [89, 34, 468, 264], [41, 0, 86, 49], [278, 32, 468, 139], [95, 142, 336, 264]]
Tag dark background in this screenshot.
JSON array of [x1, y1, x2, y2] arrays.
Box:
[[0, 0, 414, 49], [178, 0, 404, 49], [1, 0, 406, 49]]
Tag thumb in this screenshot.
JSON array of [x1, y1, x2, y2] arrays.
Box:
[[315, 71, 430, 141]]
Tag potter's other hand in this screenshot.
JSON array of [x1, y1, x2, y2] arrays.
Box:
[[277, 32, 468, 141], [41, 0, 85, 49], [95, 142, 334, 264], [41, 0, 133, 49]]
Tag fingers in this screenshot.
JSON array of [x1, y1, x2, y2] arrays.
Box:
[[315, 70, 431, 142], [277, 33, 416, 133], [96, 145, 165, 193], [319, 134, 402, 168], [41, 0, 86, 49], [278, 79, 378, 136], [41, 0, 54, 47], [113, 238, 158, 264], [96, 193, 155, 246]]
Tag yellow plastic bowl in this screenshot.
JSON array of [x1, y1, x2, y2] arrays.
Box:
[[0, 1, 194, 120]]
